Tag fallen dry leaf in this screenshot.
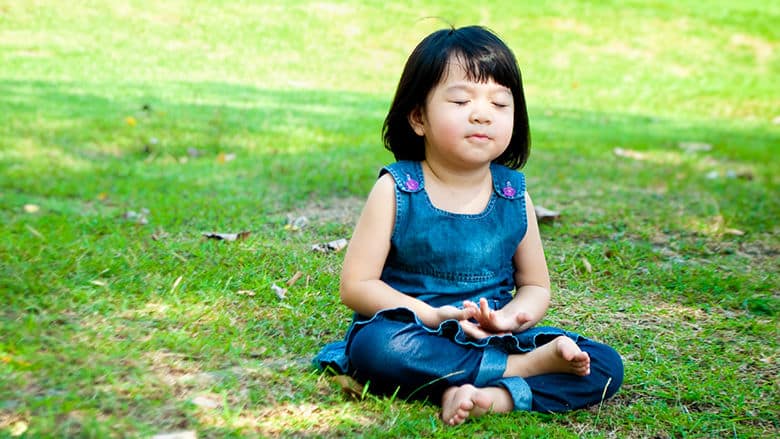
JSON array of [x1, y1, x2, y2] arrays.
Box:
[[534, 206, 560, 223], [332, 375, 364, 399], [124, 208, 150, 225], [271, 283, 287, 299], [216, 152, 236, 163], [724, 228, 745, 236], [678, 142, 712, 153], [170, 275, 183, 294], [151, 228, 170, 241], [237, 290, 256, 297], [151, 431, 197, 439], [705, 170, 720, 180], [581, 257, 593, 273], [284, 216, 309, 231], [613, 147, 647, 161], [9, 420, 28, 437], [729, 170, 754, 180], [191, 395, 220, 409], [249, 346, 267, 358], [706, 170, 754, 181], [202, 231, 250, 241], [312, 238, 348, 253], [25, 225, 44, 239], [23, 204, 39, 213], [286, 271, 304, 286], [0, 354, 30, 367]]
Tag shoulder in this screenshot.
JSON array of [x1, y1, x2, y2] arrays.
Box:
[[379, 161, 424, 193], [372, 172, 396, 197], [360, 172, 396, 218], [490, 163, 526, 200]]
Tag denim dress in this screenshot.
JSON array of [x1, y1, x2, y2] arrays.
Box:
[[314, 161, 623, 412]]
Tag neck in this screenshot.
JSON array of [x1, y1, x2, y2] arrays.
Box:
[[421, 159, 494, 214], [423, 159, 491, 188]]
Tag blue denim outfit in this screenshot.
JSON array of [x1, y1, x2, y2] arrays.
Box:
[[314, 161, 623, 412]]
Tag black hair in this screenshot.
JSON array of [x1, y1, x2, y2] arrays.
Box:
[[382, 25, 530, 169]]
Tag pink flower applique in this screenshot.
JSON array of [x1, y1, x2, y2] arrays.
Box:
[[502, 181, 516, 198], [405, 174, 419, 191]]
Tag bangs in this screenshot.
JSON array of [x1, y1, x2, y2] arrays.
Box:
[[448, 49, 518, 90]]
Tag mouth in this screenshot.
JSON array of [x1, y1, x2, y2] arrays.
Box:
[[467, 133, 491, 141]]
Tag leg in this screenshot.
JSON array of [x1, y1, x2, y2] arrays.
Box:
[[525, 338, 624, 412], [440, 384, 514, 426], [347, 317, 486, 399], [347, 316, 534, 417], [504, 335, 591, 378]]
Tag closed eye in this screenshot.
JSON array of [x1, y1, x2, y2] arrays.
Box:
[[450, 100, 469, 105], [493, 102, 510, 108]]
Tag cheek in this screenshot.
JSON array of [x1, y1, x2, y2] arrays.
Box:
[[429, 111, 462, 137], [505, 113, 516, 130], [496, 115, 514, 138]]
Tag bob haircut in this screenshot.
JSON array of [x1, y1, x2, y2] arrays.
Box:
[[382, 25, 530, 169]]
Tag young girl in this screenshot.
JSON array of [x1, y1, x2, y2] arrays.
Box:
[[315, 25, 623, 425]]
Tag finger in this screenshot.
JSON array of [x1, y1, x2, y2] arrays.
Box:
[[465, 327, 490, 340], [457, 302, 472, 318], [459, 320, 489, 339], [461, 307, 476, 321], [458, 308, 475, 321], [479, 298, 492, 318], [462, 301, 478, 314]]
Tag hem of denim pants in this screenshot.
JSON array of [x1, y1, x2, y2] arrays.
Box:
[[494, 376, 533, 411], [474, 347, 507, 387]]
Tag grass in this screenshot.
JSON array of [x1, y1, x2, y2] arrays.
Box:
[[1, 0, 778, 437]]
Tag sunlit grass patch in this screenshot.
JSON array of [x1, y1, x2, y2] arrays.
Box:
[[1, 0, 778, 437]]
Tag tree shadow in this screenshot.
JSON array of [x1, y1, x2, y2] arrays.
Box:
[[1, 78, 778, 436]]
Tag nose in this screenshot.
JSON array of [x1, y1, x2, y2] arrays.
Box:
[[469, 100, 492, 124]]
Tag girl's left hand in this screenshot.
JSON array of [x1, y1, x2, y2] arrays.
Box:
[[461, 298, 532, 336], [458, 319, 509, 340]]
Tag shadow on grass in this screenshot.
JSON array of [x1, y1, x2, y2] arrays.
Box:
[[1, 78, 777, 306], [0, 79, 392, 204], [1, 79, 778, 436], [3, 79, 777, 224]]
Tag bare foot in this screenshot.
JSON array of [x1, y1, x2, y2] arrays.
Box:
[[505, 336, 591, 378], [440, 384, 512, 426]]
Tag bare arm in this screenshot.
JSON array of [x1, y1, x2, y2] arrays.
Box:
[[503, 191, 551, 328], [339, 174, 474, 327], [463, 191, 551, 335]]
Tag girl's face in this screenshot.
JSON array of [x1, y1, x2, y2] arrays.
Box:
[[409, 57, 514, 170]]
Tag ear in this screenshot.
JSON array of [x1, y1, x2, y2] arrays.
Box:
[[407, 106, 426, 136]]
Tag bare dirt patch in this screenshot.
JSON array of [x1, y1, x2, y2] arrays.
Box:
[[287, 196, 364, 227]]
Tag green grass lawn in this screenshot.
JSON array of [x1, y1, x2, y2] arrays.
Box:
[[1, 1, 778, 437]]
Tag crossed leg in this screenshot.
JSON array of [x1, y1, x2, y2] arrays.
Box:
[[505, 335, 590, 378], [441, 336, 590, 425]]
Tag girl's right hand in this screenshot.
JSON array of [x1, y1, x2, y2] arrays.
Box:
[[463, 298, 533, 334], [422, 305, 477, 329]]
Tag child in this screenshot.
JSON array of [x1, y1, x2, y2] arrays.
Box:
[[314, 25, 623, 425]]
